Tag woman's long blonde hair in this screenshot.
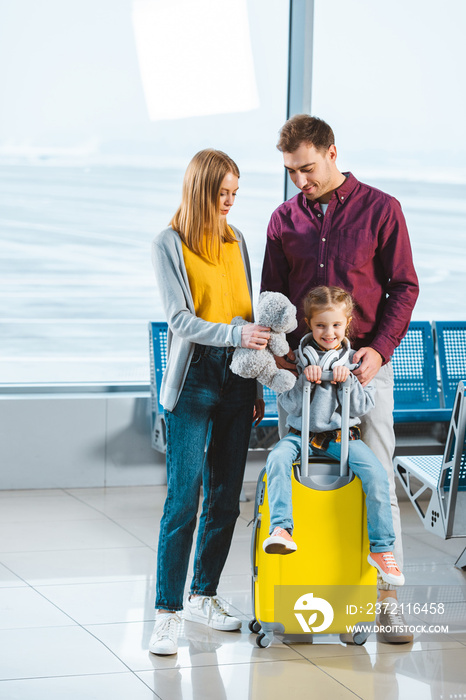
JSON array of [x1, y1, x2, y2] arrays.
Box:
[[170, 149, 239, 261]]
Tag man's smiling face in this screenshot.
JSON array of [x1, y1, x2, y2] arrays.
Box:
[[283, 142, 339, 204]]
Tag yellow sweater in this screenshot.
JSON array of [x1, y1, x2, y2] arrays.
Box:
[[182, 237, 252, 324]]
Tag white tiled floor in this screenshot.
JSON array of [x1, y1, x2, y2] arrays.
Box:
[[1, 482, 466, 699]]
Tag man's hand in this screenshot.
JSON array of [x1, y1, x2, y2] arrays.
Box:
[[304, 365, 322, 383], [241, 323, 270, 349], [352, 347, 383, 386], [274, 349, 298, 376], [252, 398, 265, 426]]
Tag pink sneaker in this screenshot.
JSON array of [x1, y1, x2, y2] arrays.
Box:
[[367, 552, 405, 586], [263, 527, 297, 554]]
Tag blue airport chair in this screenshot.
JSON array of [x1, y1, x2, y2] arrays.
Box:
[[149, 320, 452, 454], [148, 322, 168, 452], [260, 386, 279, 427], [392, 321, 450, 422], [434, 321, 466, 408]]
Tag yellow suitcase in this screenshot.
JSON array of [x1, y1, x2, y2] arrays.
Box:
[[250, 373, 377, 646]]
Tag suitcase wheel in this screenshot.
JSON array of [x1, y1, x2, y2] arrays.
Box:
[[352, 631, 369, 646], [256, 632, 273, 648], [248, 618, 261, 634]]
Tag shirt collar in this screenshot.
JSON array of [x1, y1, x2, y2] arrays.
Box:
[[302, 172, 358, 213]]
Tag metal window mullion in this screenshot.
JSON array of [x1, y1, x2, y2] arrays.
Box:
[[284, 0, 315, 201]]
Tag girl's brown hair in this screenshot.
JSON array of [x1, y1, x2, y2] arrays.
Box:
[[170, 149, 239, 261], [303, 286, 354, 337]]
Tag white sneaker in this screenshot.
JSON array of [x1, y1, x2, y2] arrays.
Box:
[[149, 612, 180, 655], [183, 596, 242, 631]]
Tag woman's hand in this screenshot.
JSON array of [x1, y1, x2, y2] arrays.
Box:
[[331, 365, 350, 384], [241, 323, 270, 349], [252, 398, 265, 426], [304, 365, 322, 383]]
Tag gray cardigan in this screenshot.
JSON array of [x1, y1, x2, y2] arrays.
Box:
[[151, 225, 255, 411], [279, 340, 376, 433]]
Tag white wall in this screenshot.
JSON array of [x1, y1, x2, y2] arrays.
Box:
[[0, 392, 167, 490]]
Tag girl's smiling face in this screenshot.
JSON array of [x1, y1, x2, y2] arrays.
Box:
[[306, 304, 350, 350]]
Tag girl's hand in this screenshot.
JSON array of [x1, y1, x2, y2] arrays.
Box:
[[332, 366, 350, 384], [241, 323, 271, 349], [304, 365, 322, 383]]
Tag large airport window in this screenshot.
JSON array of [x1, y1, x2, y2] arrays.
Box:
[[312, 0, 466, 322], [0, 0, 289, 384]]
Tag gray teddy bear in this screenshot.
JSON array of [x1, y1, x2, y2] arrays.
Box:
[[230, 291, 298, 393]]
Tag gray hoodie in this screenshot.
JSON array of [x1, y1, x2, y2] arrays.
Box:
[[278, 335, 376, 433], [151, 225, 255, 411]]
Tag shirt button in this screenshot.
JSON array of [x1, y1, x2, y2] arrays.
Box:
[[322, 238, 326, 242], [341, 196, 345, 200], [320, 263, 324, 268], [317, 213, 321, 217]]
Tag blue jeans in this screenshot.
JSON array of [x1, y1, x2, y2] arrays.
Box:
[[266, 431, 395, 552], [155, 345, 256, 611]]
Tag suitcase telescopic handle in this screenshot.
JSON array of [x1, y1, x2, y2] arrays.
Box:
[[301, 371, 351, 479]]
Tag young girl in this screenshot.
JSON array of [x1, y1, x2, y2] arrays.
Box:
[[263, 285, 404, 586]]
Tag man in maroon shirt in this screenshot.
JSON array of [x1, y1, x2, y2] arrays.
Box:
[[261, 115, 419, 644]]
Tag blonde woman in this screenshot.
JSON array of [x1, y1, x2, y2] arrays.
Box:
[[149, 149, 269, 655]]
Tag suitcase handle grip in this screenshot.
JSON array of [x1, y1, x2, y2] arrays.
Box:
[[301, 372, 351, 478], [251, 513, 261, 582]]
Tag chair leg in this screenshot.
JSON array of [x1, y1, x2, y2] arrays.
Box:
[[454, 545, 466, 571], [395, 462, 441, 534]]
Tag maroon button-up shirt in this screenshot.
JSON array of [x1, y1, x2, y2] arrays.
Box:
[[261, 173, 419, 361]]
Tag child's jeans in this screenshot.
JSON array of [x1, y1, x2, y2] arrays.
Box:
[[265, 431, 396, 552]]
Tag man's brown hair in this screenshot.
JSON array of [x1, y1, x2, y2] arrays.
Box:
[[277, 115, 335, 154]]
